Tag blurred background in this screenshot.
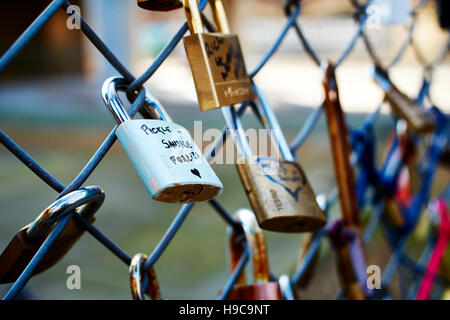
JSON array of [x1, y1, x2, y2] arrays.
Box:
[[0, 0, 449, 299]]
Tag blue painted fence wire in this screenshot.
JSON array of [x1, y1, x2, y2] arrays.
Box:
[[0, 0, 447, 300]]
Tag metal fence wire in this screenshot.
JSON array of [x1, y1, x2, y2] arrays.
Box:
[[0, 0, 449, 300]]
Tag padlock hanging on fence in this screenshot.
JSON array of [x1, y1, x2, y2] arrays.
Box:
[[182, 0, 254, 111], [226, 208, 283, 300], [221, 98, 326, 233], [323, 63, 371, 300], [102, 77, 223, 203], [0, 186, 105, 283], [372, 65, 435, 134]]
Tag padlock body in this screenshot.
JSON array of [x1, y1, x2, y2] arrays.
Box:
[[0, 216, 95, 283], [183, 33, 254, 111], [116, 119, 222, 203], [236, 156, 326, 233], [137, 0, 183, 11], [227, 282, 282, 300], [386, 88, 435, 134]]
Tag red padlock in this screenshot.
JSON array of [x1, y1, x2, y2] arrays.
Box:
[[227, 209, 283, 300]]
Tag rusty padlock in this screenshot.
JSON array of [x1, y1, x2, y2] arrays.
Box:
[[227, 208, 282, 300], [323, 62, 361, 228], [129, 253, 161, 300], [137, 0, 183, 11], [372, 65, 435, 134], [0, 186, 104, 283], [183, 0, 254, 111]]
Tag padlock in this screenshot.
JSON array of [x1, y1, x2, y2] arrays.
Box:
[[102, 76, 223, 203], [227, 208, 282, 300], [129, 253, 161, 300], [323, 62, 361, 227], [372, 65, 435, 134], [0, 186, 104, 283], [222, 99, 325, 233], [137, 0, 183, 11], [182, 0, 254, 111]]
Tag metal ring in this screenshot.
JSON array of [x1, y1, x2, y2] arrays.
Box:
[[230, 208, 270, 283], [129, 253, 161, 300], [26, 186, 105, 242]]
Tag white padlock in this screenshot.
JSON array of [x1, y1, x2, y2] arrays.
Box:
[[102, 77, 223, 203]]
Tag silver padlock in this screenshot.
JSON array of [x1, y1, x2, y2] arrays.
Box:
[[102, 77, 223, 203]]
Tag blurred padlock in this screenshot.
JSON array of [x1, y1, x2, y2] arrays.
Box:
[[372, 65, 435, 134], [102, 77, 223, 203], [0, 186, 104, 283], [183, 0, 254, 111], [323, 62, 361, 228], [227, 208, 282, 300], [137, 0, 183, 11], [129, 253, 161, 300], [416, 199, 450, 300]]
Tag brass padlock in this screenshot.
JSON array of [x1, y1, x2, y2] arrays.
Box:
[[183, 0, 254, 111], [373, 65, 435, 134], [236, 157, 327, 233], [0, 186, 104, 283], [220, 95, 325, 233], [227, 208, 282, 300], [137, 0, 183, 11], [129, 253, 161, 300]]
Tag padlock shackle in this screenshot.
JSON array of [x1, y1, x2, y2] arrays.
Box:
[[184, 0, 205, 35], [252, 84, 295, 162], [26, 186, 105, 242], [102, 77, 170, 124], [209, 0, 230, 34], [221, 106, 253, 158], [129, 253, 161, 300], [229, 209, 270, 284]]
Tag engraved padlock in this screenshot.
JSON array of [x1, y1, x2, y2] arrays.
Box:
[[224, 100, 326, 233], [129, 253, 161, 300], [102, 77, 223, 203], [227, 208, 283, 300], [137, 0, 183, 11], [182, 0, 254, 111], [0, 186, 104, 283], [372, 65, 435, 134]]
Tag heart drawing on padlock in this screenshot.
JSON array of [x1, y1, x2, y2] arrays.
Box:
[[256, 157, 306, 201], [190, 168, 201, 178]]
